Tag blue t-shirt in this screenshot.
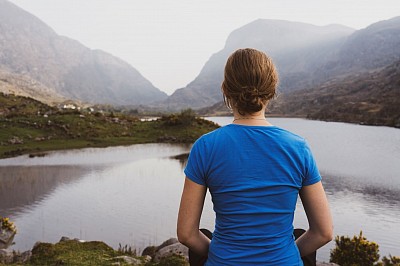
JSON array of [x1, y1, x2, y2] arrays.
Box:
[[184, 124, 321, 266]]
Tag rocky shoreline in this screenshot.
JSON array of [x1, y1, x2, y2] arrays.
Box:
[[0, 236, 338, 265]]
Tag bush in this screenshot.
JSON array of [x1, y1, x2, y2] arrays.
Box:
[[0, 216, 16, 233], [161, 109, 197, 126], [178, 108, 197, 126], [330, 231, 380, 266], [378, 255, 400, 266]]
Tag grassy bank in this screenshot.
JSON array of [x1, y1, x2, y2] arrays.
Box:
[[0, 93, 219, 159], [0, 238, 188, 266]]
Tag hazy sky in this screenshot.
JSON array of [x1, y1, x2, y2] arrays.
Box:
[[8, 0, 400, 95]]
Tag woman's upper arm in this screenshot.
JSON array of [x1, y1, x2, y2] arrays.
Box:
[[177, 177, 207, 240], [299, 181, 333, 238]]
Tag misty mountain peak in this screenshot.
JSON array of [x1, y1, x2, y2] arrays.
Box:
[[163, 18, 399, 110], [0, 0, 167, 105], [224, 19, 355, 55]]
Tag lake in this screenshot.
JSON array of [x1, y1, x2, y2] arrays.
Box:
[[0, 117, 399, 261]]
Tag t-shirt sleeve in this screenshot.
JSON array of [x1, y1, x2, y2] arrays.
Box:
[[302, 140, 322, 186], [184, 138, 207, 186]]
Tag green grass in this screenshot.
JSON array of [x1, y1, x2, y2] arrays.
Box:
[[0, 239, 188, 266], [29, 240, 118, 266], [0, 93, 220, 158]]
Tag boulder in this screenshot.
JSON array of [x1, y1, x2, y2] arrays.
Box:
[[59, 236, 71, 242], [156, 237, 179, 252], [141, 245, 156, 257], [142, 255, 152, 263], [154, 242, 188, 262], [0, 228, 16, 249]]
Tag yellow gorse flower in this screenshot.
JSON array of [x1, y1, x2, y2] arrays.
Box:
[[0, 216, 17, 233]]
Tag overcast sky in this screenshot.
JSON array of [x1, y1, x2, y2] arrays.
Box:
[[8, 0, 400, 95]]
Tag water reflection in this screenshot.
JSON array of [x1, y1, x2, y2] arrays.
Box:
[[170, 153, 189, 169], [322, 173, 400, 206], [0, 165, 89, 217], [0, 143, 191, 167], [0, 144, 191, 251]]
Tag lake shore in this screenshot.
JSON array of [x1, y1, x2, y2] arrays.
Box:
[[0, 94, 219, 159], [0, 236, 339, 266]]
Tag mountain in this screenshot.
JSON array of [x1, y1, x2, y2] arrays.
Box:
[[334, 17, 400, 71], [268, 60, 400, 128], [0, 68, 67, 105], [162, 17, 400, 111], [0, 0, 167, 105], [161, 19, 355, 109]]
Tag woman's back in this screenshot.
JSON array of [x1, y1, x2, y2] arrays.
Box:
[[185, 124, 321, 265], [177, 48, 332, 266]]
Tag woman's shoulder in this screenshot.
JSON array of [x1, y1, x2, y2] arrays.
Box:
[[190, 125, 220, 143], [195, 125, 229, 143], [271, 126, 306, 142]]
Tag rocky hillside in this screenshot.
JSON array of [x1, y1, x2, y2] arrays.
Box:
[[333, 17, 400, 73], [161, 17, 400, 111], [0, 69, 68, 105], [0, 0, 167, 105], [269, 60, 400, 128]]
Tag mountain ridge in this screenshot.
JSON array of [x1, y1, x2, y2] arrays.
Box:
[[160, 19, 356, 110], [0, 0, 167, 106], [159, 16, 400, 116]]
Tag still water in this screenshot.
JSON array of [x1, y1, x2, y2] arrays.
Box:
[[0, 117, 399, 261]]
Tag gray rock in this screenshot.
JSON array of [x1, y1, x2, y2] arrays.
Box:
[[113, 255, 142, 265], [141, 245, 156, 257], [142, 237, 179, 258], [316, 262, 339, 266], [156, 237, 179, 252], [7, 136, 23, 145], [0, 228, 16, 249], [142, 255, 152, 263], [58, 236, 85, 244], [59, 236, 71, 242], [0, 249, 13, 264], [154, 242, 188, 262]]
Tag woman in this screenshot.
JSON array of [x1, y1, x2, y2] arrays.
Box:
[[177, 48, 333, 265]]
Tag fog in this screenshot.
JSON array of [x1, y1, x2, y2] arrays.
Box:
[[7, 0, 400, 94]]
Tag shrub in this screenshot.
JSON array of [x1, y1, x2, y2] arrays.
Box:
[[161, 109, 197, 126], [330, 231, 380, 266], [178, 108, 196, 126], [0, 216, 17, 233], [378, 255, 400, 266]]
